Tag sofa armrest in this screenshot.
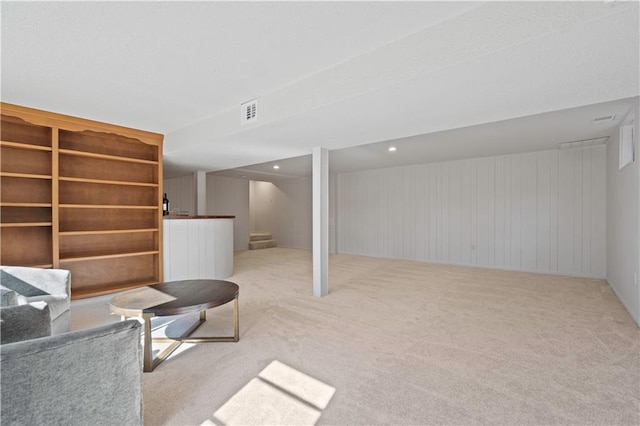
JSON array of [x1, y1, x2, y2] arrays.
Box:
[[1, 266, 71, 298], [1, 320, 143, 426], [0, 302, 51, 344], [1, 266, 71, 325]]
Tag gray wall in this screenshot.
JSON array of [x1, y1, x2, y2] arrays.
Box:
[[206, 175, 250, 251], [163, 175, 195, 215], [606, 101, 639, 326], [250, 179, 312, 250], [336, 147, 607, 278]]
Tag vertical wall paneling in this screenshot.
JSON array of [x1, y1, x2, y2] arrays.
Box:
[[429, 165, 438, 259], [487, 158, 496, 266], [448, 163, 462, 263], [471, 160, 479, 265], [549, 150, 559, 272], [336, 147, 606, 278], [536, 151, 551, 271], [558, 149, 574, 273], [591, 146, 606, 277], [520, 153, 538, 270], [504, 156, 512, 268], [510, 154, 521, 268], [414, 166, 426, 260], [494, 156, 506, 268], [582, 147, 592, 274], [573, 148, 584, 274], [460, 161, 472, 264], [476, 158, 490, 267], [403, 166, 415, 259]]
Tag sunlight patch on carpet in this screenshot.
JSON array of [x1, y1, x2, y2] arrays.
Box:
[[205, 360, 336, 425]]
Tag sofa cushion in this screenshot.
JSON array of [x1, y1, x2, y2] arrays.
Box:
[[0, 302, 51, 344], [0, 287, 18, 307], [0, 270, 48, 297]]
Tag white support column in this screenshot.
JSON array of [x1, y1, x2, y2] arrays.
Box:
[[312, 147, 329, 297], [194, 170, 207, 215]]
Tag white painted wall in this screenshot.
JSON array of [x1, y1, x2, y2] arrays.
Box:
[[337, 147, 606, 278], [207, 175, 250, 251], [606, 101, 640, 326], [163, 175, 195, 215], [250, 178, 312, 250], [250, 181, 276, 237]]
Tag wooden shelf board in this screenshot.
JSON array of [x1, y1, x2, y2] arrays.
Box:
[[58, 176, 158, 187], [0, 222, 52, 227], [13, 263, 55, 269], [0, 141, 52, 151], [59, 149, 158, 165], [71, 279, 160, 300], [60, 250, 159, 263], [0, 172, 52, 180], [59, 204, 158, 210], [0, 202, 52, 207], [60, 228, 159, 236]]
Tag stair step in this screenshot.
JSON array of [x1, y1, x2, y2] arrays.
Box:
[[249, 232, 273, 242], [248, 239, 277, 250]]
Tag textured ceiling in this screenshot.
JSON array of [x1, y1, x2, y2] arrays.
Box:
[[2, 2, 639, 178]]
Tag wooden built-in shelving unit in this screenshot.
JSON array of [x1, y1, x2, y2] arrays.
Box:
[[0, 103, 164, 298]]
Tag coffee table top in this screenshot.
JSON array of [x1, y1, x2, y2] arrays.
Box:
[[110, 280, 239, 317]]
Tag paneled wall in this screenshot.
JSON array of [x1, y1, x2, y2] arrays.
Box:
[[606, 105, 639, 325], [337, 146, 606, 278]]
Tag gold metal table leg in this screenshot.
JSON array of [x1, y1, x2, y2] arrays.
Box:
[[142, 313, 154, 373], [141, 296, 240, 371]]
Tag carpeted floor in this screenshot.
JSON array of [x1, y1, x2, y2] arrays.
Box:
[[74, 247, 640, 425]]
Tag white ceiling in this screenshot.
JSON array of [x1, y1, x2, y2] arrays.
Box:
[[214, 97, 636, 181], [2, 2, 639, 179]]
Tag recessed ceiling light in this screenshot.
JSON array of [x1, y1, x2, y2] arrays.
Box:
[[388, 146, 397, 152], [273, 165, 280, 169]]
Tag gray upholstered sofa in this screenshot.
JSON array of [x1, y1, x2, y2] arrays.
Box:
[[1, 266, 144, 425], [0, 265, 71, 335], [0, 320, 143, 425]]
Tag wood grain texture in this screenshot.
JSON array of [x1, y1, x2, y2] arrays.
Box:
[[0, 103, 164, 297]]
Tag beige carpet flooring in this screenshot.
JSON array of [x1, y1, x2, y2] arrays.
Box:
[[75, 248, 640, 425]]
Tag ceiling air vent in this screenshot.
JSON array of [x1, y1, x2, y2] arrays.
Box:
[[559, 137, 609, 150], [241, 99, 258, 125], [592, 114, 616, 124]]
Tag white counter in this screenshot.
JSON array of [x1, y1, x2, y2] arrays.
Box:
[[163, 216, 234, 281]]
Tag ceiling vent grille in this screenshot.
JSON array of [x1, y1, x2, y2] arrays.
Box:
[[558, 137, 609, 150], [241, 99, 258, 125], [592, 115, 616, 124]]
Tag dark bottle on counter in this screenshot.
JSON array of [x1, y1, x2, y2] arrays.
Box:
[[162, 193, 169, 216]]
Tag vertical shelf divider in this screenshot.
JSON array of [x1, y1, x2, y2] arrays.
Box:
[[52, 127, 60, 268]]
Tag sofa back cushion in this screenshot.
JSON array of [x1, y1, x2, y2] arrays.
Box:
[[0, 270, 49, 297], [1, 320, 143, 425]]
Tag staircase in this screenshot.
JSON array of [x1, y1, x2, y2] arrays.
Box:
[[249, 232, 277, 250]]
